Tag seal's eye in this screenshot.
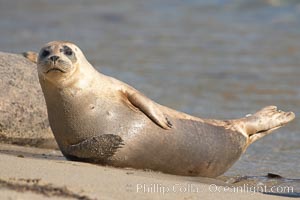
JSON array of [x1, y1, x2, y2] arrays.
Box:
[[63, 46, 73, 56], [41, 49, 50, 57]]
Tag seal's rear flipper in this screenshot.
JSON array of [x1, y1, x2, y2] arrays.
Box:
[[22, 51, 38, 63], [244, 106, 295, 144]]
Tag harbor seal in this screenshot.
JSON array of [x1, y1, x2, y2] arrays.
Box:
[[25, 41, 295, 177]]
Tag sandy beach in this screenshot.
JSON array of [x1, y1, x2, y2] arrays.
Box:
[[0, 143, 296, 200]]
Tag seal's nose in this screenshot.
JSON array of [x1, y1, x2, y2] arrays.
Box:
[[49, 56, 59, 62]]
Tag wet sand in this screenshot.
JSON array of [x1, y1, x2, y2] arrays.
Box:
[[0, 143, 297, 199]]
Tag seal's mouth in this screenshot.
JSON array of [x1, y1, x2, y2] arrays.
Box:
[[45, 68, 66, 73]]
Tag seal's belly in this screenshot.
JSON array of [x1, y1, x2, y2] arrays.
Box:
[[49, 94, 247, 177]]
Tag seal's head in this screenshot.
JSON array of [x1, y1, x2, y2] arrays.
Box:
[[37, 41, 89, 84]]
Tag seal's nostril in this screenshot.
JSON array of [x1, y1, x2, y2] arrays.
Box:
[[50, 56, 59, 62]]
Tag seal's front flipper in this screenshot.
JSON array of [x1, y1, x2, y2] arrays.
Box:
[[244, 106, 295, 144], [125, 91, 173, 130], [64, 134, 124, 163], [22, 51, 38, 63]]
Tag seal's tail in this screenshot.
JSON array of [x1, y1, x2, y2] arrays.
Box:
[[243, 106, 295, 144]]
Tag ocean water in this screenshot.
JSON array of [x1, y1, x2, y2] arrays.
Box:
[[0, 0, 299, 192]]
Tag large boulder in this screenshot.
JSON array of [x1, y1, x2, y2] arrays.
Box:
[[0, 52, 57, 149]]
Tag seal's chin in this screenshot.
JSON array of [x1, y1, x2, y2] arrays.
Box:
[[45, 67, 66, 74], [41, 62, 69, 74]]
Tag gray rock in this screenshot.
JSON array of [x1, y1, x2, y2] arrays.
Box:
[[0, 52, 57, 149]]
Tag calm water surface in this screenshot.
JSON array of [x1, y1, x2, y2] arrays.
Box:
[[0, 0, 299, 192]]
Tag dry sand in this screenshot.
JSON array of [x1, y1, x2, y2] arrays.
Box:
[[0, 143, 295, 200]]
